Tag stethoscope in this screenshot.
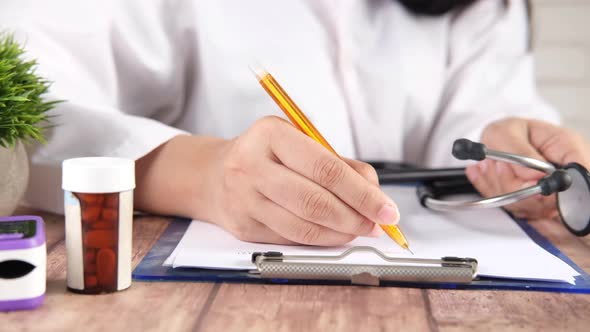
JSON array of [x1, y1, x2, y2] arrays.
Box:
[[368, 138, 590, 236]]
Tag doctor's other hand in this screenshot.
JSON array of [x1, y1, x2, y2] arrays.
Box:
[[135, 116, 399, 246], [465, 117, 590, 220]]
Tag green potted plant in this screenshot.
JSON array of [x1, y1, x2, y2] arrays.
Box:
[[0, 33, 58, 216]]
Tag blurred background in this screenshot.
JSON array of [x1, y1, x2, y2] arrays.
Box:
[[533, 0, 589, 139]]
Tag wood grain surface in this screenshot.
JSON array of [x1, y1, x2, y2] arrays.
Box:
[[2, 210, 590, 332]]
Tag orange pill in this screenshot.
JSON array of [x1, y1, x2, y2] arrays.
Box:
[[85, 275, 98, 289], [96, 248, 117, 288], [101, 208, 119, 222], [84, 230, 117, 248], [92, 220, 113, 230], [85, 263, 97, 274], [76, 193, 105, 206], [84, 250, 96, 264], [82, 205, 102, 223], [104, 194, 119, 208]]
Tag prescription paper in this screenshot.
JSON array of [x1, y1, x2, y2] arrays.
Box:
[[166, 185, 580, 284]]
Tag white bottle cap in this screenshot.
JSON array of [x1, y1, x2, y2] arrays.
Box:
[[62, 157, 135, 193]]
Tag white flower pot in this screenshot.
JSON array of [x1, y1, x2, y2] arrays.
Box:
[[0, 142, 29, 216]]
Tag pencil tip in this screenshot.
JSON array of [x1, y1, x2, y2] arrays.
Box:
[[407, 248, 415, 255]]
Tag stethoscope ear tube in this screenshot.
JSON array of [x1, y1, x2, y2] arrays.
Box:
[[453, 138, 557, 173]]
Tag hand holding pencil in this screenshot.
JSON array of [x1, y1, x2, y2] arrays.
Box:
[[251, 66, 412, 253], [208, 108, 402, 245], [192, 63, 407, 247]]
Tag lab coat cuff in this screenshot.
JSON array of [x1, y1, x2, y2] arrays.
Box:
[[108, 119, 190, 161]]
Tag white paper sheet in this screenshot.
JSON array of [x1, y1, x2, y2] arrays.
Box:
[[167, 185, 579, 284]]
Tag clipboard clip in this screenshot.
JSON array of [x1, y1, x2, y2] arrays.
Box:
[[251, 246, 478, 286]]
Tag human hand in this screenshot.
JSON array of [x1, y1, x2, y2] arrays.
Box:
[[209, 116, 399, 245], [465, 117, 590, 220]]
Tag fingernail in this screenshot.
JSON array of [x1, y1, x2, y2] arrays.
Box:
[[465, 166, 479, 182], [496, 162, 505, 174], [368, 225, 385, 238], [479, 160, 488, 173], [377, 204, 399, 225]]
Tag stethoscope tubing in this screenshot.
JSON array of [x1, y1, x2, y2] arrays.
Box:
[[421, 184, 543, 211], [485, 149, 556, 174], [422, 147, 555, 211], [421, 140, 565, 211]]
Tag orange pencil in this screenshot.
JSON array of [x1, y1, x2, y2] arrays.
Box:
[[251, 66, 413, 254]]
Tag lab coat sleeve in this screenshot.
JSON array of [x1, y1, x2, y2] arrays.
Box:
[[0, 1, 193, 213], [423, 0, 560, 167]]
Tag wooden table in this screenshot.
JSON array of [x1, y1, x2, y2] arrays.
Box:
[[3, 210, 590, 332]]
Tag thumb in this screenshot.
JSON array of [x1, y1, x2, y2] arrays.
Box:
[[483, 119, 548, 181], [503, 139, 548, 181], [528, 119, 590, 168]]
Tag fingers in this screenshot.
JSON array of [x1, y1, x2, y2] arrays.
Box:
[[494, 161, 543, 217], [218, 117, 393, 245], [528, 119, 590, 168], [466, 160, 558, 219], [343, 158, 380, 186], [476, 117, 589, 220], [526, 119, 566, 161], [254, 161, 379, 237], [481, 118, 547, 181], [250, 194, 362, 246], [481, 118, 590, 180], [465, 160, 500, 198], [335, 159, 387, 238], [268, 123, 399, 226], [224, 218, 296, 245], [496, 161, 525, 193], [481, 119, 541, 159], [342, 159, 386, 237]]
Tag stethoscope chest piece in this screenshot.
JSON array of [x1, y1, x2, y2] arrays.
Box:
[[557, 163, 590, 236]]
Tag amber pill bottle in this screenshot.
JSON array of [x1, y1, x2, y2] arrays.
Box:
[[62, 157, 135, 294]]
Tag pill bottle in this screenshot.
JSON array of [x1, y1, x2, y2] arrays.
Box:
[[62, 157, 135, 294]]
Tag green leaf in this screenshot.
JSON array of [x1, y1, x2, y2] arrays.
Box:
[[0, 32, 62, 148], [0, 96, 29, 102]]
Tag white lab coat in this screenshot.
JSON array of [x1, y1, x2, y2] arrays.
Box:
[[0, 0, 558, 213]]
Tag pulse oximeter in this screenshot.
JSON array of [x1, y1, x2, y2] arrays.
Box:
[[0, 216, 46, 311]]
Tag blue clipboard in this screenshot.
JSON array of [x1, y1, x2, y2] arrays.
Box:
[[133, 216, 590, 293]]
